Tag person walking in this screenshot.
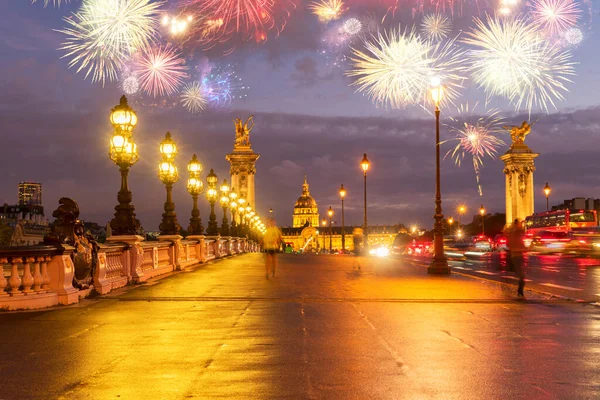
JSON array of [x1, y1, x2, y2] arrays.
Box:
[[507, 218, 527, 298], [263, 218, 282, 279]]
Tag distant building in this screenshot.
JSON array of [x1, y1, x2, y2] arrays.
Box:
[[1, 203, 46, 226], [552, 197, 600, 214], [292, 176, 320, 228], [18, 181, 42, 206]]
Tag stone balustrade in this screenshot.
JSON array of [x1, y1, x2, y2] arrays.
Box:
[[0, 236, 258, 311]]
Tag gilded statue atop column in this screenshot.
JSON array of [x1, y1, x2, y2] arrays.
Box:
[[503, 121, 533, 145], [234, 116, 254, 148]]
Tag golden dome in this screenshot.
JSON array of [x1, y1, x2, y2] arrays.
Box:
[[294, 175, 318, 209]]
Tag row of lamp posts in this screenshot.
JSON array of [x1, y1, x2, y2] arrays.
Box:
[[107, 96, 267, 239]]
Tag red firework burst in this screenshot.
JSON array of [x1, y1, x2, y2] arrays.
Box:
[[182, 0, 296, 51]]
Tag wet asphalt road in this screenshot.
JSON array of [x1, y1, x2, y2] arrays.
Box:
[[423, 252, 600, 301], [1, 253, 599, 399]]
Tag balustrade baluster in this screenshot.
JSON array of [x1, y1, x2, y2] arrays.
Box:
[[33, 257, 44, 292], [22, 257, 35, 294], [9, 257, 23, 295], [42, 256, 51, 291], [0, 258, 8, 296]]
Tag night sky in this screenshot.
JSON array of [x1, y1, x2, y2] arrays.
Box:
[[1, 0, 600, 231]]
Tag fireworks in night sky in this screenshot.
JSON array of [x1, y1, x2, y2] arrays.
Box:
[[309, 0, 345, 23], [57, 0, 161, 85], [445, 103, 506, 195], [181, 81, 208, 113], [529, 0, 581, 38], [347, 29, 467, 108], [31, 0, 70, 7], [421, 13, 452, 41], [132, 45, 188, 98], [463, 16, 576, 113], [200, 64, 248, 107]]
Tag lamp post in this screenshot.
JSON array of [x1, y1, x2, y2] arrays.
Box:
[[480, 204, 486, 236], [457, 204, 466, 233], [108, 95, 141, 235], [229, 188, 238, 237], [205, 169, 219, 236], [448, 217, 454, 235], [322, 219, 327, 252], [328, 206, 333, 253], [361, 154, 370, 252], [339, 184, 346, 252], [219, 179, 230, 236], [544, 183, 551, 211], [238, 196, 247, 237], [186, 154, 204, 235], [428, 81, 450, 274], [158, 132, 180, 235]]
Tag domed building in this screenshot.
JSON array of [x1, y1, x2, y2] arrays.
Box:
[[293, 176, 320, 228]]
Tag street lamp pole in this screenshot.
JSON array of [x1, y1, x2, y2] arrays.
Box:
[[158, 132, 180, 235], [428, 82, 450, 274], [187, 154, 204, 235], [229, 188, 238, 237], [328, 206, 333, 253], [339, 184, 346, 252], [361, 154, 370, 253], [108, 95, 141, 235], [219, 179, 230, 236], [322, 219, 327, 253], [544, 183, 551, 211], [206, 169, 219, 236], [480, 204, 486, 236]]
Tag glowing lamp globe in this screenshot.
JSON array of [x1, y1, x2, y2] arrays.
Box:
[[187, 154, 202, 174], [328, 206, 333, 217], [206, 168, 218, 188], [339, 184, 346, 199], [159, 132, 177, 160], [110, 96, 137, 134], [361, 153, 370, 173], [220, 179, 230, 195]]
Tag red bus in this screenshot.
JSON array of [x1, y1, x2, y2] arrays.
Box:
[[524, 209, 598, 234]]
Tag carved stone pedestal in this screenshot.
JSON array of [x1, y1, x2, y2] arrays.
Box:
[[158, 235, 183, 270], [500, 142, 539, 228]]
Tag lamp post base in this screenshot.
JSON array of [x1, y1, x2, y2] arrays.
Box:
[[428, 257, 450, 275]]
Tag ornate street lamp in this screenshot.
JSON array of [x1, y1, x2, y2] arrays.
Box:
[[480, 204, 486, 235], [361, 154, 370, 252], [544, 183, 551, 211], [448, 216, 454, 235], [187, 154, 204, 235], [229, 188, 238, 237], [108, 95, 141, 235], [328, 206, 334, 253], [219, 179, 230, 236], [339, 184, 346, 252], [158, 132, 180, 235], [428, 80, 450, 274], [206, 169, 219, 236]]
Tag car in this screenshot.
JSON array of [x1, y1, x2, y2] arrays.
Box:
[[472, 235, 493, 251], [528, 230, 573, 253], [406, 241, 433, 256], [493, 234, 508, 251]]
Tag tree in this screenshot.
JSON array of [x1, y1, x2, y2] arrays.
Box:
[[0, 221, 13, 246]]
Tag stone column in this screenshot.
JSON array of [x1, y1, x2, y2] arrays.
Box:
[[500, 142, 539, 228]]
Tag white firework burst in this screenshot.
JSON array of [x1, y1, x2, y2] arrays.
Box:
[[57, 0, 162, 85], [563, 27, 583, 45], [463, 16, 576, 113], [181, 81, 207, 113], [122, 76, 140, 95], [347, 28, 467, 109], [343, 18, 362, 35], [421, 14, 451, 41]]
